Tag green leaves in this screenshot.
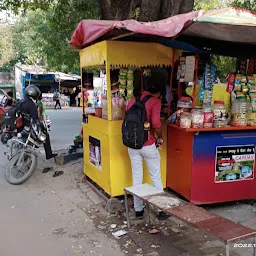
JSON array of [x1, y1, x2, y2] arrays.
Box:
[[231, 0, 256, 11], [6, 0, 99, 73], [193, 0, 228, 10], [0, 26, 16, 72]]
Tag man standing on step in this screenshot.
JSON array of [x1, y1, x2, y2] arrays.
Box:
[[126, 81, 168, 220]]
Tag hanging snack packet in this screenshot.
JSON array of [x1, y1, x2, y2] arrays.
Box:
[[204, 90, 213, 105], [127, 68, 134, 80], [143, 69, 151, 77], [118, 68, 128, 97], [226, 72, 235, 93], [119, 68, 128, 77], [127, 89, 134, 100], [199, 73, 206, 101], [234, 74, 242, 92], [126, 68, 134, 99]]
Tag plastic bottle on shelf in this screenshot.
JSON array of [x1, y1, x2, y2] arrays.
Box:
[[203, 104, 214, 128], [212, 100, 226, 128], [231, 95, 249, 127], [176, 97, 192, 125], [191, 107, 204, 128], [180, 112, 192, 128]]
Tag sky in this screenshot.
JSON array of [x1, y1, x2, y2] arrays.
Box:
[[0, 10, 15, 25]]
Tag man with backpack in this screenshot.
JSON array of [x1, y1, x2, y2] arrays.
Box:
[[122, 81, 167, 220]]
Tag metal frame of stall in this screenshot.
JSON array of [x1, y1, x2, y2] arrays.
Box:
[[80, 40, 182, 211]]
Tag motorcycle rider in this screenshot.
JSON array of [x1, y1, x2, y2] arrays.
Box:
[[19, 85, 57, 160], [4, 91, 14, 109]]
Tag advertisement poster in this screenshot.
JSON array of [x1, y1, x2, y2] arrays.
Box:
[[215, 145, 255, 183], [89, 136, 102, 171]]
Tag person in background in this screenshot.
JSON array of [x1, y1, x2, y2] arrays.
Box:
[[84, 89, 89, 106], [4, 91, 14, 108], [76, 90, 82, 107], [37, 93, 46, 121], [54, 90, 62, 110], [126, 81, 168, 220], [16, 91, 21, 103]]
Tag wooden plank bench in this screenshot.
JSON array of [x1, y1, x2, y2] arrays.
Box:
[[124, 184, 256, 256]]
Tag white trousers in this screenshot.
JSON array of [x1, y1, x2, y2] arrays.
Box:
[[128, 144, 163, 212]]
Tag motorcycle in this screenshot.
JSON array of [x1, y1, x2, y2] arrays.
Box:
[[0, 97, 8, 135], [0, 107, 5, 135], [5, 119, 47, 185], [1, 116, 22, 144], [1, 115, 51, 144]]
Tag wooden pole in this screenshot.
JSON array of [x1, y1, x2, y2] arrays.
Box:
[[58, 72, 61, 92], [192, 55, 199, 107], [81, 68, 84, 114], [168, 48, 175, 116], [106, 64, 112, 120]]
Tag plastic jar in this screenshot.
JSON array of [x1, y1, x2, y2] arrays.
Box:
[[213, 100, 226, 128], [176, 97, 192, 125], [203, 105, 214, 128], [180, 112, 192, 128], [231, 96, 249, 127], [191, 107, 204, 128]]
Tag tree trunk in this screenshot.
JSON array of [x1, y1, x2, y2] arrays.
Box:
[[99, 0, 194, 21]]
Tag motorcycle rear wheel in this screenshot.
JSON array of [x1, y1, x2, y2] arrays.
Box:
[[0, 122, 5, 135], [1, 132, 12, 144], [6, 151, 37, 185]]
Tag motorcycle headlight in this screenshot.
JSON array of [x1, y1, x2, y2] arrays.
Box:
[[38, 132, 47, 142]]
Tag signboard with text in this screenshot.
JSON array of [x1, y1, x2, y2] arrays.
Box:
[[215, 145, 255, 183]]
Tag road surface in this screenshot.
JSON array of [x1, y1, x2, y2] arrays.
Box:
[[0, 108, 123, 256], [47, 108, 82, 150]]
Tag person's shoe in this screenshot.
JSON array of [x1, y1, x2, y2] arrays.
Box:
[[46, 153, 58, 160], [135, 209, 144, 218], [158, 211, 169, 220]]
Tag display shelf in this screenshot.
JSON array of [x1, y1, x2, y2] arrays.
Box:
[[167, 123, 256, 132]]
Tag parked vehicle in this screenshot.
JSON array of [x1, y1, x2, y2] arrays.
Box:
[[5, 119, 47, 185], [0, 85, 16, 135]]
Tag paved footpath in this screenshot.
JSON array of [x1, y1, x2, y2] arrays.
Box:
[[0, 108, 256, 256]]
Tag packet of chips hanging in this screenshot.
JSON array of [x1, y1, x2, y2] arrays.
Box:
[[199, 72, 206, 101], [143, 69, 151, 77], [234, 74, 242, 92], [226, 72, 235, 93], [119, 68, 128, 78], [126, 68, 134, 99], [127, 68, 134, 80], [118, 68, 128, 96], [127, 89, 134, 100]]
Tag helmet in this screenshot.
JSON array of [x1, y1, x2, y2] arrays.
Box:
[[25, 85, 41, 100]]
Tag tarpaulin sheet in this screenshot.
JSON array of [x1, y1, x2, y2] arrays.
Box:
[[70, 11, 202, 47], [70, 8, 256, 49]]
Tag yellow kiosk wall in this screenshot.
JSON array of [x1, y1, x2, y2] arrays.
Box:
[[81, 41, 180, 197], [83, 116, 167, 197]]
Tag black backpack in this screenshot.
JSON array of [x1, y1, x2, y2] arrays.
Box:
[[122, 95, 151, 149], [4, 100, 23, 130]]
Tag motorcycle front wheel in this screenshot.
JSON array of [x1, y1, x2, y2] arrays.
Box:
[[6, 150, 37, 185]]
